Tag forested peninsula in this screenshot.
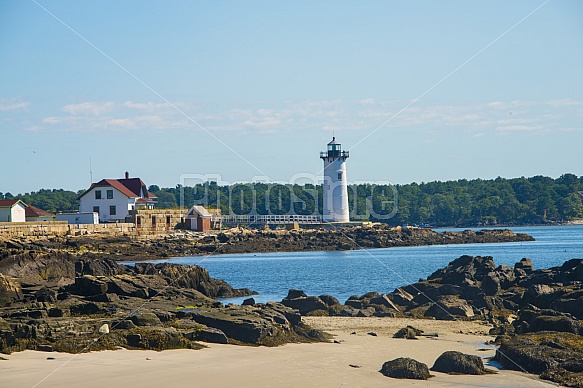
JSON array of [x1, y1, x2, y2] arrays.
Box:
[[4, 173, 583, 227]]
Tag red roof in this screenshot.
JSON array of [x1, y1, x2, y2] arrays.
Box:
[[25, 205, 54, 217], [0, 199, 27, 208], [79, 177, 156, 201]]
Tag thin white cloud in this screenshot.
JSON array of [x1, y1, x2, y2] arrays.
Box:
[[122, 101, 174, 110], [33, 98, 582, 136], [496, 124, 543, 132], [0, 101, 30, 111], [63, 101, 114, 116]]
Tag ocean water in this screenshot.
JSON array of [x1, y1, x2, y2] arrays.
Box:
[[143, 225, 583, 304]]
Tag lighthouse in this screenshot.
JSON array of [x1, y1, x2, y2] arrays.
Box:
[[320, 137, 350, 222]]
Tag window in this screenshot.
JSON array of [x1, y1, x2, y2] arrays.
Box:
[[109, 206, 116, 216], [93, 206, 99, 214], [95, 190, 102, 200], [107, 190, 113, 199], [338, 172, 343, 180]]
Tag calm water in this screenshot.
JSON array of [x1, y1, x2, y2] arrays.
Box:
[[143, 225, 583, 304]]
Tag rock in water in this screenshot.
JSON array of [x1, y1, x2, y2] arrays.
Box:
[[431, 351, 494, 375], [380, 357, 432, 380]]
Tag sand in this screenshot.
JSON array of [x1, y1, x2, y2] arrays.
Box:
[[0, 317, 556, 388]]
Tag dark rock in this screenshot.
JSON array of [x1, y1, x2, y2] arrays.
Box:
[[112, 320, 136, 330], [495, 331, 583, 380], [126, 333, 142, 347], [190, 305, 323, 345], [69, 302, 101, 316], [344, 299, 363, 309], [242, 298, 255, 306], [69, 276, 107, 296], [369, 294, 401, 311], [424, 296, 474, 320], [482, 273, 501, 296], [48, 308, 64, 317], [431, 351, 494, 375], [527, 315, 583, 335], [12, 323, 37, 339], [318, 294, 340, 307], [428, 255, 496, 285], [380, 357, 431, 380], [155, 311, 174, 322], [393, 326, 423, 339], [283, 289, 307, 300], [130, 313, 162, 327], [266, 302, 301, 325], [106, 278, 148, 298], [515, 258, 534, 274], [388, 288, 414, 306], [34, 287, 56, 303], [281, 295, 328, 315], [190, 327, 228, 344], [37, 344, 53, 352], [553, 298, 583, 319]]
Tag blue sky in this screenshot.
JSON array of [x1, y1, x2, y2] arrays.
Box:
[[1, 1, 582, 194]]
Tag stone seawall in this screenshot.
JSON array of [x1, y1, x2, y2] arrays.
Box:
[[0, 221, 137, 238]]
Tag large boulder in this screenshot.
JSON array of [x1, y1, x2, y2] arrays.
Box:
[[495, 331, 583, 384], [187, 327, 228, 344], [69, 275, 107, 296], [380, 357, 432, 380], [189, 304, 325, 346], [481, 273, 501, 296], [281, 293, 328, 315], [387, 287, 414, 306], [318, 294, 340, 307], [286, 289, 307, 299], [130, 312, 162, 327], [424, 296, 474, 320], [105, 275, 152, 298], [428, 255, 496, 285], [431, 351, 493, 375], [514, 258, 534, 275], [393, 326, 423, 339], [369, 294, 400, 311], [527, 315, 583, 335]]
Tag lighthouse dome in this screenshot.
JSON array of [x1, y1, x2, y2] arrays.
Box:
[[328, 137, 340, 145]]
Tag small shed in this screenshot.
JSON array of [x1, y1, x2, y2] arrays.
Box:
[[25, 205, 55, 222], [185, 205, 212, 232], [0, 200, 27, 222]]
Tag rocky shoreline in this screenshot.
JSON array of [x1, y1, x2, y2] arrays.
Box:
[[1, 226, 582, 386], [1, 225, 534, 261]]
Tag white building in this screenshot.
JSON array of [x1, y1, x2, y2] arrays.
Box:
[[320, 137, 350, 222], [55, 212, 98, 225], [0, 200, 27, 223], [79, 172, 157, 223]]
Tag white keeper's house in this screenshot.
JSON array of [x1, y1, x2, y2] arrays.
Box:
[[79, 172, 157, 223]]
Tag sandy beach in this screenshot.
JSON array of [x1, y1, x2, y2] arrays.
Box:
[[0, 317, 556, 388]]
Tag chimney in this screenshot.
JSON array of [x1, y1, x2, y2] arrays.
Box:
[[125, 171, 129, 179]]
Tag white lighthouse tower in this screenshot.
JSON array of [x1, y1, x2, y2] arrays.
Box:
[[320, 137, 350, 222]]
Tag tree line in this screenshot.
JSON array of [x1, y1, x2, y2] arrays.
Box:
[[3, 174, 582, 226]]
